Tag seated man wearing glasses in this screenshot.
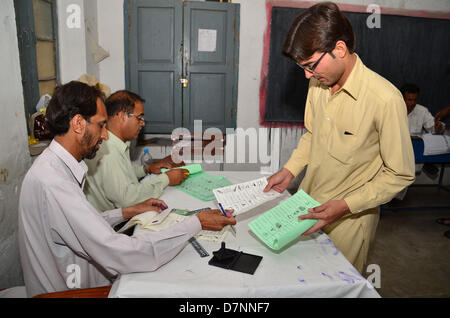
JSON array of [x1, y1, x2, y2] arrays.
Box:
[[264, 2, 415, 273], [84, 90, 188, 213]]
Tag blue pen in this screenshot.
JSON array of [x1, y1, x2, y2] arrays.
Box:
[[218, 203, 236, 236]]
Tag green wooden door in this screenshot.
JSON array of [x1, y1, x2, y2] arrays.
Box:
[[126, 0, 239, 134]]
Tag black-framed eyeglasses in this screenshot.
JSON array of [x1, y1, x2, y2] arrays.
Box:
[[126, 112, 145, 123], [296, 51, 329, 73]]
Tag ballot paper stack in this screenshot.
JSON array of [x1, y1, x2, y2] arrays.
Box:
[[213, 177, 282, 216], [248, 190, 319, 250], [421, 133, 450, 155], [161, 163, 233, 201], [117, 208, 229, 242]]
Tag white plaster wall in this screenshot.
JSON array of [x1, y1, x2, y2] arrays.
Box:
[[0, 0, 33, 289], [84, 0, 100, 78], [234, 0, 267, 130], [97, 0, 126, 92], [57, 0, 87, 84]]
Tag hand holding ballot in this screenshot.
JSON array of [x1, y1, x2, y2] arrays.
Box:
[[159, 154, 185, 167], [197, 209, 236, 231], [299, 199, 351, 236], [165, 168, 190, 185], [147, 161, 175, 174], [146, 155, 186, 174]]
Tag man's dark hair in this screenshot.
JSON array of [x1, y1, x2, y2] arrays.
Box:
[[282, 2, 356, 62], [400, 83, 420, 96], [46, 81, 104, 136], [105, 90, 146, 117]]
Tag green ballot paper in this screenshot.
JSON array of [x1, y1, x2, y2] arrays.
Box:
[[176, 172, 232, 201], [248, 190, 320, 250], [161, 163, 203, 175], [162, 163, 232, 201]]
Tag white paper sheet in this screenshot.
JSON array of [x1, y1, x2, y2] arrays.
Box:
[[213, 177, 282, 216], [422, 133, 450, 155], [198, 28, 217, 52]]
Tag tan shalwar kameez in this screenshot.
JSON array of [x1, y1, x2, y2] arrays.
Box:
[[284, 55, 415, 272]]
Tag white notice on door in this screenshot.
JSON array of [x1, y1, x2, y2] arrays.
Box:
[[198, 29, 217, 52]]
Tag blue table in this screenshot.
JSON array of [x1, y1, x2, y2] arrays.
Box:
[[381, 138, 450, 213], [411, 137, 450, 193]]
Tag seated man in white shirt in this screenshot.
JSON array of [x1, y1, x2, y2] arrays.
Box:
[[401, 83, 445, 136], [396, 84, 445, 199], [18, 81, 236, 297]]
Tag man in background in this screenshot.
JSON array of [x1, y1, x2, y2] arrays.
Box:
[[401, 83, 445, 180], [401, 83, 445, 136]]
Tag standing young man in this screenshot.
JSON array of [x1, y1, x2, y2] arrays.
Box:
[[264, 2, 415, 272]]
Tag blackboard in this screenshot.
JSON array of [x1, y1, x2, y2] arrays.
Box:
[[263, 7, 450, 124]]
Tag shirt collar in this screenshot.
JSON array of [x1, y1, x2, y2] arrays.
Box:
[[337, 53, 364, 101], [106, 130, 130, 154], [48, 140, 88, 187]]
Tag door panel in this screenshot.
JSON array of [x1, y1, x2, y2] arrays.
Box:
[[190, 73, 225, 125], [190, 9, 227, 65], [138, 71, 174, 124], [138, 7, 175, 63], [183, 1, 238, 132], [128, 0, 182, 133]]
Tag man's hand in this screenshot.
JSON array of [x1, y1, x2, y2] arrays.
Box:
[[196, 209, 236, 231], [147, 162, 173, 174], [264, 168, 295, 193], [122, 198, 168, 219], [434, 120, 444, 134], [299, 199, 350, 236], [159, 154, 185, 167], [165, 168, 189, 185]]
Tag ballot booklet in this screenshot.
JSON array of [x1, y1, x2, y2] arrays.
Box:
[[213, 177, 282, 216], [248, 190, 320, 250], [117, 208, 230, 242]]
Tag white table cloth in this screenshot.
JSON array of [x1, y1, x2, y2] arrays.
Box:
[[109, 171, 380, 298]]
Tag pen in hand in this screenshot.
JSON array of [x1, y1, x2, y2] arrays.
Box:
[[218, 203, 237, 236]]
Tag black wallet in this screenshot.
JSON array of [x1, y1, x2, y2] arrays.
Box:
[[208, 242, 263, 275], [113, 220, 135, 236]]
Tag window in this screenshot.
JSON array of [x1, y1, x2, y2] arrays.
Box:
[[15, 0, 59, 122], [33, 0, 58, 99]]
